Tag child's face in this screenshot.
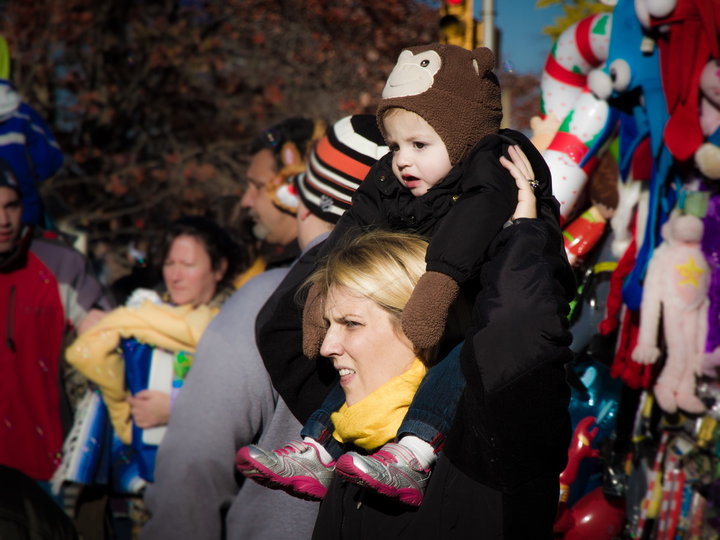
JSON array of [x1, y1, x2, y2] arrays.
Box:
[[383, 109, 452, 197]]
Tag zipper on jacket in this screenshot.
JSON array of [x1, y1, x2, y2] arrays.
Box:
[[6, 285, 15, 352]]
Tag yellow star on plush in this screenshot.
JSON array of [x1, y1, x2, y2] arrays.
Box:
[[676, 257, 705, 287]]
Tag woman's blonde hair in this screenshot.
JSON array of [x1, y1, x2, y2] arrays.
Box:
[[307, 230, 429, 356]]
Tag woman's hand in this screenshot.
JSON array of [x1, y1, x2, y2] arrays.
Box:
[[77, 308, 108, 334], [127, 390, 171, 429], [499, 145, 537, 220]]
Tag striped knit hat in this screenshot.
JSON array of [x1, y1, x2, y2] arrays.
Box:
[[294, 115, 388, 224]]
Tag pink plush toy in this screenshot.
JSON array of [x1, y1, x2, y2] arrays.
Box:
[[695, 59, 720, 180], [632, 213, 710, 414]]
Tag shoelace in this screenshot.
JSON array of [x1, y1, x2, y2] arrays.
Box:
[[371, 449, 400, 464], [370, 443, 417, 465], [274, 441, 307, 456], [369, 445, 426, 473]]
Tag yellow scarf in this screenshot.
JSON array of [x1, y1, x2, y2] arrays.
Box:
[[331, 358, 427, 450], [233, 257, 266, 289]]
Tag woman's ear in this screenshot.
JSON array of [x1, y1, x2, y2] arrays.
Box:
[[214, 257, 229, 282], [295, 198, 311, 222]]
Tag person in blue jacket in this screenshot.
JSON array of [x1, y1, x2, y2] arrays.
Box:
[[0, 79, 64, 225]]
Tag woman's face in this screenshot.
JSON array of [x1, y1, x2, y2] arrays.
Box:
[[162, 234, 225, 307], [320, 285, 416, 406]]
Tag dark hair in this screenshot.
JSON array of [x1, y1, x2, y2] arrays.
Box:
[[0, 159, 21, 197], [209, 194, 258, 268], [250, 117, 318, 163], [159, 216, 240, 290]]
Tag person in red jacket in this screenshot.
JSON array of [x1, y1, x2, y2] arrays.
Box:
[[0, 161, 112, 483]]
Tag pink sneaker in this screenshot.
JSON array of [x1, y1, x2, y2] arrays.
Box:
[[235, 440, 334, 500], [334, 442, 431, 507]]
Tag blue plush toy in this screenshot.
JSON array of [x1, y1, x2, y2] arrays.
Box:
[[587, 0, 679, 311]]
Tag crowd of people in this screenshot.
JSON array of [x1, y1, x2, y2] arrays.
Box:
[[1, 43, 575, 540]]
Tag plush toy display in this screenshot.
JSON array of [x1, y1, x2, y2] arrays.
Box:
[[531, 1, 720, 533], [632, 213, 710, 414]]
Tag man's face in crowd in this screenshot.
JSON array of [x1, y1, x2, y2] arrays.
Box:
[[240, 148, 297, 246], [0, 186, 22, 254]]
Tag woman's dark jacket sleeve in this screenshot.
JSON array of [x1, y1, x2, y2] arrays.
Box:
[[445, 215, 576, 490]]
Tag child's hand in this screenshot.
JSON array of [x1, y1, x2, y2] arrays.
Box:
[[401, 271, 459, 351], [499, 145, 537, 220], [127, 390, 171, 429]]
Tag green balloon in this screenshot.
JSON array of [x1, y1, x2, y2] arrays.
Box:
[[0, 35, 10, 79]]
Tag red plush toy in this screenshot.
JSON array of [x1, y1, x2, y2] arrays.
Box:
[[641, 0, 720, 163], [554, 417, 625, 540]]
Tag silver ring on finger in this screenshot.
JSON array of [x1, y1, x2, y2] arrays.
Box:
[[528, 178, 539, 190]]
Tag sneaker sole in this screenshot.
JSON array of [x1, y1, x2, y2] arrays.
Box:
[[235, 447, 327, 501], [335, 460, 423, 507]]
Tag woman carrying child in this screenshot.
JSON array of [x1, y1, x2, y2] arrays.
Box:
[[251, 183, 572, 537], [242, 43, 575, 536]]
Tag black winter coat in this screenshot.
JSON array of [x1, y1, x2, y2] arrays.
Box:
[[312, 217, 575, 539]]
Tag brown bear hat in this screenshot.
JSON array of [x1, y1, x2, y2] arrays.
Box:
[[377, 43, 502, 165]]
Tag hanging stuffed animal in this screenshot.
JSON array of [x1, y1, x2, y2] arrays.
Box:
[[589, 0, 680, 312], [632, 213, 710, 414], [534, 10, 614, 222], [603, 216, 651, 390], [563, 150, 619, 266], [554, 417, 626, 540], [701, 194, 720, 376], [695, 59, 720, 180], [637, 0, 720, 164]]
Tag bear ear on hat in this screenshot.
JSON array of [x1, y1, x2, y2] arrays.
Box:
[[471, 47, 496, 75], [277, 141, 306, 179]]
